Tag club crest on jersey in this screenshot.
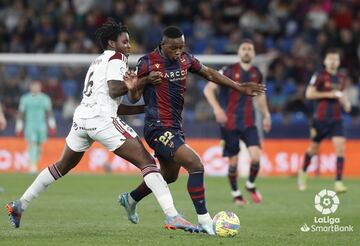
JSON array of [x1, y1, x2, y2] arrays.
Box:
[[155, 63, 160, 69]]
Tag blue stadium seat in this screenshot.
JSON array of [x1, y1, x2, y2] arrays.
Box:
[[271, 112, 283, 125]]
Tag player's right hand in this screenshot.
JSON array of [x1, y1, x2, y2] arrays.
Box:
[[214, 108, 227, 124], [147, 71, 162, 85], [237, 82, 266, 97]]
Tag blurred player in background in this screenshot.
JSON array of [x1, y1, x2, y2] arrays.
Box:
[[0, 102, 7, 131], [298, 49, 351, 193], [119, 26, 265, 235], [15, 81, 56, 173], [0, 102, 7, 192], [6, 20, 196, 232], [204, 39, 271, 205]]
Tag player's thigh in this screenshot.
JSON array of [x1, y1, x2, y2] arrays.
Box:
[[144, 126, 185, 162], [220, 128, 241, 158], [173, 144, 203, 173], [113, 137, 155, 168], [158, 157, 181, 184], [66, 119, 94, 152], [55, 143, 85, 175], [332, 136, 346, 156], [310, 120, 329, 143], [92, 116, 137, 151], [242, 127, 261, 163]]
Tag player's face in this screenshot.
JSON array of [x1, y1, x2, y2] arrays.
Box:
[[324, 53, 340, 71], [115, 32, 131, 57], [30, 82, 41, 94], [238, 43, 255, 64], [161, 36, 185, 61]]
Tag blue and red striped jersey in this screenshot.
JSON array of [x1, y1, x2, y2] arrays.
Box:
[[218, 63, 263, 130], [136, 47, 203, 128], [309, 69, 346, 121]]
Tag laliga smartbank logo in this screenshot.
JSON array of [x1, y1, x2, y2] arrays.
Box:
[[300, 189, 354, 233], [314, 189, 339, 215]]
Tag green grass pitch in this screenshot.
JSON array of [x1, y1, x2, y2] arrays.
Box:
[[0, 174, 359, 245]]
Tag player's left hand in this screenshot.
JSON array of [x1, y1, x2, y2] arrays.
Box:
[[124, 70, 138, 91], [237, 82, 266, 97], [263, 114, 271, 133], [49, 127, 57, 136]]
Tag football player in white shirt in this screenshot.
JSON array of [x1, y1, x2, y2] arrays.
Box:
[[6, 19, 196, 232]]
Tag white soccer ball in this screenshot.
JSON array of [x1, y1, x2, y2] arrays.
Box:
[[213, 211, 240, 237]]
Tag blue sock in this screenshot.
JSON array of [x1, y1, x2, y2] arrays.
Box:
[[187, 171, 207, 215]]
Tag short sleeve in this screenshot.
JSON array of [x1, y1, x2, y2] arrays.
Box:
[[107, 52, 127, 81], [186, 53, 203, 73], [309, 73, 321, 86], [135, 56, 149, 79]]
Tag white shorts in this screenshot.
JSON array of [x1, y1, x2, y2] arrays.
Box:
[[66, 116, 138, 152]]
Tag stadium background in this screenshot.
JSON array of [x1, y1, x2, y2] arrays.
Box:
[[0, 0, 359, 176], [0, 1, 360, 245]]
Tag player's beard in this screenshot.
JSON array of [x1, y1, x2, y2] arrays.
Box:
[[241, 57, 251, 64]]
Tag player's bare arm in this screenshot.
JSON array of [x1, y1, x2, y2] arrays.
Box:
[[203, 82, 227, 124], [126, 71, 162, 103], [107, 79, 129, 98], [117, 104, 145, 115], [256, 93, 271, 132], [197, 66, 265, 96], [339, 94, 351, 113], [305, 85, 343, 100]]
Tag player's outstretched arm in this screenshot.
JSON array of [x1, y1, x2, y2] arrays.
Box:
[[305, 85, 342, 100], [203, 82, 227, 124], [197, 66, 265, 97]]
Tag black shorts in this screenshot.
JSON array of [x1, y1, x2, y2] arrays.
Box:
[[310, 120, 344, 143], [220, 126, 260, 157], [144, 125, 185, 162]]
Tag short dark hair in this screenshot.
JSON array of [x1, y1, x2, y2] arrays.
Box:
[[325, 48, 340, 56], [162, 26, 183, 39], [239, 38, 254, 46], [95, 18, 129, 52]]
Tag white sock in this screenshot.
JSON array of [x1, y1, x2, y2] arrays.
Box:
[[20, 168, 56, 210], [198, 213, 212, 225], [231, 190, 242, 198], [143, 172, 178, 217], [246, 180, 255, 189]]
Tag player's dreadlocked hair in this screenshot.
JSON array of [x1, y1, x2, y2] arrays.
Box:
[[95, 18, 129, 52]]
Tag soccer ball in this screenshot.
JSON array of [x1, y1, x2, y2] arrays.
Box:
[[213, 211, 240, 237]]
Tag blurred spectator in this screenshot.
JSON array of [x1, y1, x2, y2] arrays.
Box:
[[343, 76, 360, 118]]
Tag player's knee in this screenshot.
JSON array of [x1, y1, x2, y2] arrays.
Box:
[[251, 157, 260, 164], [183, 155, 203, 172], [163, 173, 178, 184]]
